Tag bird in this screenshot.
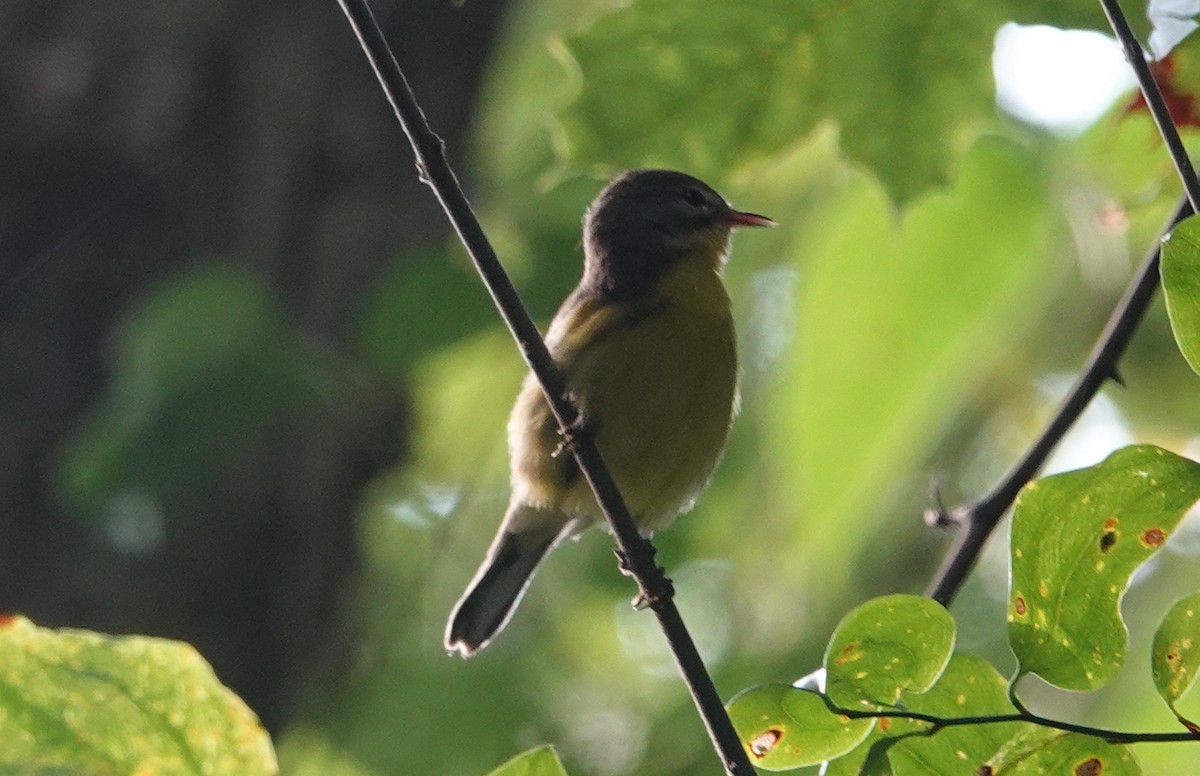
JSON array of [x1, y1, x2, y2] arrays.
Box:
[[445, 169, 773, 657]]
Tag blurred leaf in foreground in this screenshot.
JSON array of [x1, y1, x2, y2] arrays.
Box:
[[556, 0, 1110, 203], [484, 745, 568, 776], [774, 134, 1056, 589], [0, 615, 276, 775]]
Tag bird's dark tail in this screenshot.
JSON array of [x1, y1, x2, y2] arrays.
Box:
[[445, 508, 561, 657]]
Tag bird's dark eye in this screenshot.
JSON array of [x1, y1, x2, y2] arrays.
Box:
[[682, 188, 707, 208]]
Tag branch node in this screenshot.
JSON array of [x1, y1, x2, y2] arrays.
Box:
[[924, 481, 963, 529], [615, 545, 675, 609]]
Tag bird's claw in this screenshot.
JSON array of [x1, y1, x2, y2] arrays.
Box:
[[551, 410, 589, 459]]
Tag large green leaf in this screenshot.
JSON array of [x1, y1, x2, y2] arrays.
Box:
[[1008, 445, 1200, 690], [822, 653, 1020, 776], [889, 654, 1022, 775], [775, 135, 1055, 569], [825, 595, 956, 709], [0, 616, 276, 775], [1151, 590, 1200, 729], [727, 684, 873, 771], [555, 0, 1110, 203], [1161, 213, 1200, 375]]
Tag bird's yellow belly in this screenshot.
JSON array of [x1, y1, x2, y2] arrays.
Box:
[[542, 264, 738, 535]]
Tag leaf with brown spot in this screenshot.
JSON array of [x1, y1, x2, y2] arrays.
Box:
[[1152, 590, 1200, 730], [984, 729, 1139, 775], [887, 654, 1022, 776], [1140, 527, 1166, 547], [1099, 530, 1117, 553], [725, 684, 871, 771], [825, 594, 955, 709], [1009, 445, 1200, 691]]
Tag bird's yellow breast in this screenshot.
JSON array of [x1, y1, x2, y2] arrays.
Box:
[[508, 253, 738, 535]]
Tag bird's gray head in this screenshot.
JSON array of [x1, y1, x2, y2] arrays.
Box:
[[581, 170, 772, 300]]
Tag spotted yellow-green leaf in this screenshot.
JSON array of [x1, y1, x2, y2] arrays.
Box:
[[824, 595, 955, 709], [727, 684, 872, 771], [1162, 214, 1200, 375], [484, 745, 568, 776], [889, 654, 1022, 775], [0, 615, 276, 775], [821, 653, 1020, 776], [984, 729, 1139, 775], [1151, 590, 1200, 730], [1008, 445, 1200, 691]]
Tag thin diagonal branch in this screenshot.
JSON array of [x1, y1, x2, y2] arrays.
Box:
[[925, 0, 1200, 605], [333, 1, 754, 773], [924, 196, 1190, 603], [1101, 0, 1200, 208]]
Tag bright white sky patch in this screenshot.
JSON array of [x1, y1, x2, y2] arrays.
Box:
[[993, 23, 1137, 134]]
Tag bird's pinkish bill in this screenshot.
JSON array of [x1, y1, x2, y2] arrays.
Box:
[[727, 210, 776, 228]]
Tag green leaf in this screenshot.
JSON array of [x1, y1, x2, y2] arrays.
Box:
[[889, 654, 1022, 775], [822, 653, 1019, 776], [774, 135, 1056, 576], [1008, 445, 1200, 690], [0, 615, 276, 775], [484, 745, 568, 776], [727, 684, 872, 771], [555, 0, 1109, 203], [824, 595, 956, 709], [985, 729, 1139, 775], [1161, 213, 1200, 376], [57, 264, 322, 519], [819, 718, 916, 776], [1151, 590, 1200, 729]]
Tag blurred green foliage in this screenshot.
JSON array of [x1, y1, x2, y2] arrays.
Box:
[[58, 265, 324, 520], [40, 0, 1200, 773], [0, 616, 276, 774]]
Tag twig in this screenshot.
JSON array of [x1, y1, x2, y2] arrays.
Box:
[[1101, 0, 1200, 207], [925, 0, 1200, 605], [333, 1, 755, 773], [924, 198, 1189, 603], [820, 700, 1200, 748], [812, 690, 1200, 745]]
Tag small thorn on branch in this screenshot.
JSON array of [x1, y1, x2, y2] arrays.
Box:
[[924, 481, 962, 528], [1108, 366, 1126, 388]]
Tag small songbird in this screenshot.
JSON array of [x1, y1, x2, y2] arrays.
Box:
[[445, 170, 773, 657]]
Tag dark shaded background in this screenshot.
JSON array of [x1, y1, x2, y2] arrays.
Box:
[[1, 0, 511, 730]]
